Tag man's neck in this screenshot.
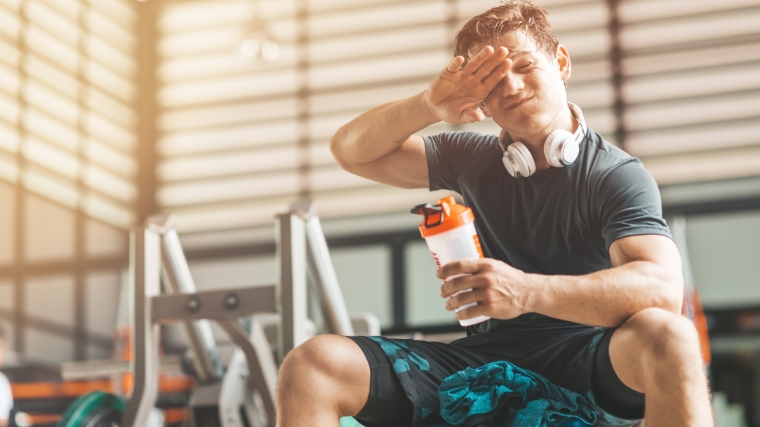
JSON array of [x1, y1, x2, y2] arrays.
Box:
[[509, 105, 578, 172]]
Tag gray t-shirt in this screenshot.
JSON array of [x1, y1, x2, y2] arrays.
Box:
[[424, 128, 672, 334]]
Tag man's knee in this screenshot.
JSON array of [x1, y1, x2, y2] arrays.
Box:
[[620, 307, 701, 362], [277, 335, 370, 398]]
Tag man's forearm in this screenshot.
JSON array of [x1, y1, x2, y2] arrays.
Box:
[[329, 91, 439, 167], [527, 261, 683, 327]]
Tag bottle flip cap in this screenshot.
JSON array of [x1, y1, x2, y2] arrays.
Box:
[[411, 196, 475, 238]]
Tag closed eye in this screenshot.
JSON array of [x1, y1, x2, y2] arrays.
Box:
[[517, 62, 533, 69]]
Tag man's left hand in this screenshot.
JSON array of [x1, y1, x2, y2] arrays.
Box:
[[438, 258, 534, 322]]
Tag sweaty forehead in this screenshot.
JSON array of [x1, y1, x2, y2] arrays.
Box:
[[469, 30, 539, 59]]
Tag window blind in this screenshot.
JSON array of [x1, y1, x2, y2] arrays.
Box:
[[0, 0, 138, 229], [159, 0, 760, 235], [156, 0, 616, 234]]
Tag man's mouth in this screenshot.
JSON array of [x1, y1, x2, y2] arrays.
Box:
[[503, 96, 532, 110]]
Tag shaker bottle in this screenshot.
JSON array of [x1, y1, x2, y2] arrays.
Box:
[[411, 196, 489, 327]]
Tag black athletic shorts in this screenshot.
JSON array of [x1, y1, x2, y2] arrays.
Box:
[[346, 326, 644, 427]]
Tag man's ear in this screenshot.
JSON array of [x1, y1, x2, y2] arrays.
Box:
[[480, 102, 492, 118], [556, 44, 571, 85]]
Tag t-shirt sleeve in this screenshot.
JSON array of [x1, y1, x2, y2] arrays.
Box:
[[424, 131, 497, 193], [595, 158, 672, 250]]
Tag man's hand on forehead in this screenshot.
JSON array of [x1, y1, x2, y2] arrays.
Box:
[[422, 45, 511, 124]]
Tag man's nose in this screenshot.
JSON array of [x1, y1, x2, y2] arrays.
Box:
[[501, 73, 524, 97]]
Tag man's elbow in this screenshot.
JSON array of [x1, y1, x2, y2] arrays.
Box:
[[329, 126, 354, 171], [656, 271, 685, 315]]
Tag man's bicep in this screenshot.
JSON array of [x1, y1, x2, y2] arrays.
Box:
[[339, 135, 429, 189], [609, 234, 682, 278]]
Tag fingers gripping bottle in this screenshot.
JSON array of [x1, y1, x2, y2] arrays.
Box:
[[411, 196, 490, 327]]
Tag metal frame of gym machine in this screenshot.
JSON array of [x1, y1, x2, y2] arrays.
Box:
[[121, 201, 361, 427]]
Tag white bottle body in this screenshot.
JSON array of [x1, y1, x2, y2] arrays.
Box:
[[423, 222, 490, 327]]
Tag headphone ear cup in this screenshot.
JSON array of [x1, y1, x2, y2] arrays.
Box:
[[503, 142, 535, 178], [544, 129, 579, 167]]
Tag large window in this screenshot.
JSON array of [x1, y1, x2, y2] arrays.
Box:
[[0, 0, 137, 363]]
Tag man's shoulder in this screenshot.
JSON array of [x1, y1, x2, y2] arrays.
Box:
[[581, 129, 641, 181]]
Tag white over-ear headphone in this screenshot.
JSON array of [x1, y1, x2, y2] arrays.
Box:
[[499, 102, 587, 178]]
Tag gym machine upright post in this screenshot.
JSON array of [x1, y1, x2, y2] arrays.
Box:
[[122, 201, 358, 427]]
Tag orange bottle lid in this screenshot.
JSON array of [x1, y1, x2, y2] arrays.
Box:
[[411, 196, 475, 238]]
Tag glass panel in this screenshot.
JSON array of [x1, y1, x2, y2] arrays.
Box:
[[619, 0, 760, 23], [23, 136, 80, 179], [160, 46, 299, 83], [84, 60, 135, 103], [0, 280, 13, 311], [310, 165, 374, 192], [189, 256, 277, 290], [84, 87, 136, 129], [158, 119, 300, 156], [0, 91, 19, 124], [172, 198, 290, 233], [0, 62, 20, 96], [84, 34, 136, 78], [687, 209, 760, 307], [405, 240, 454, 327], [157, 145, 300, 182], [307, 2, 447, 39], [0, 5, 21, 41], [23, 109, 80, 152], [623, 64, 760, 104], [158, 69, 300, 107], [628, 120, 760, 158], [313, 187, 453, 220], [566, 80, 614, 110], [24, 193, 75, 261], [619, 8, 760, 50], [24, 54, 80, 99], [158, 97, 298, 133], [23, 166, 79, 209], [159, 0, 251, 34], [308, 82, 426, 116], [308, 26, 448, 65], [84, 7, 135, 52], [25, 25, 80, 73], [643, 146, 760, 186], [38, 0, 80, 21], [83, 137, 136, 178], [82, 164, 137, 203], [81, 192, 134, 229], [83, 112, 137, 152], [24, 80, 81, 126], [308, 51, 448, 90], [24, 275, 74, 326], [27, 0, 81, 47], [157, 171, 300, 207], [0, 151, 18, 183], [0, 38, 20, 67], [622, 41, 760, 77], [331, 245, 393, 329], [85, 271, 121, 336], [625, 92, 760, 132], [85, 217, 127, 258], [0, 182, 15, 265], [88, 0, 135, 31], [25, 329, 75, 363]]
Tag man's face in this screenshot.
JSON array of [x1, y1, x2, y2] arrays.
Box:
[[474, 30, 570, 138]]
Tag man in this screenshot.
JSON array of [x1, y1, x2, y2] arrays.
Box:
[[0, 326, 12, 427], [276, 2, 712, 426]]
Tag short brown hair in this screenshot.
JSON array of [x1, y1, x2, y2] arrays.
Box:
[[454, 0, 559, 66]]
